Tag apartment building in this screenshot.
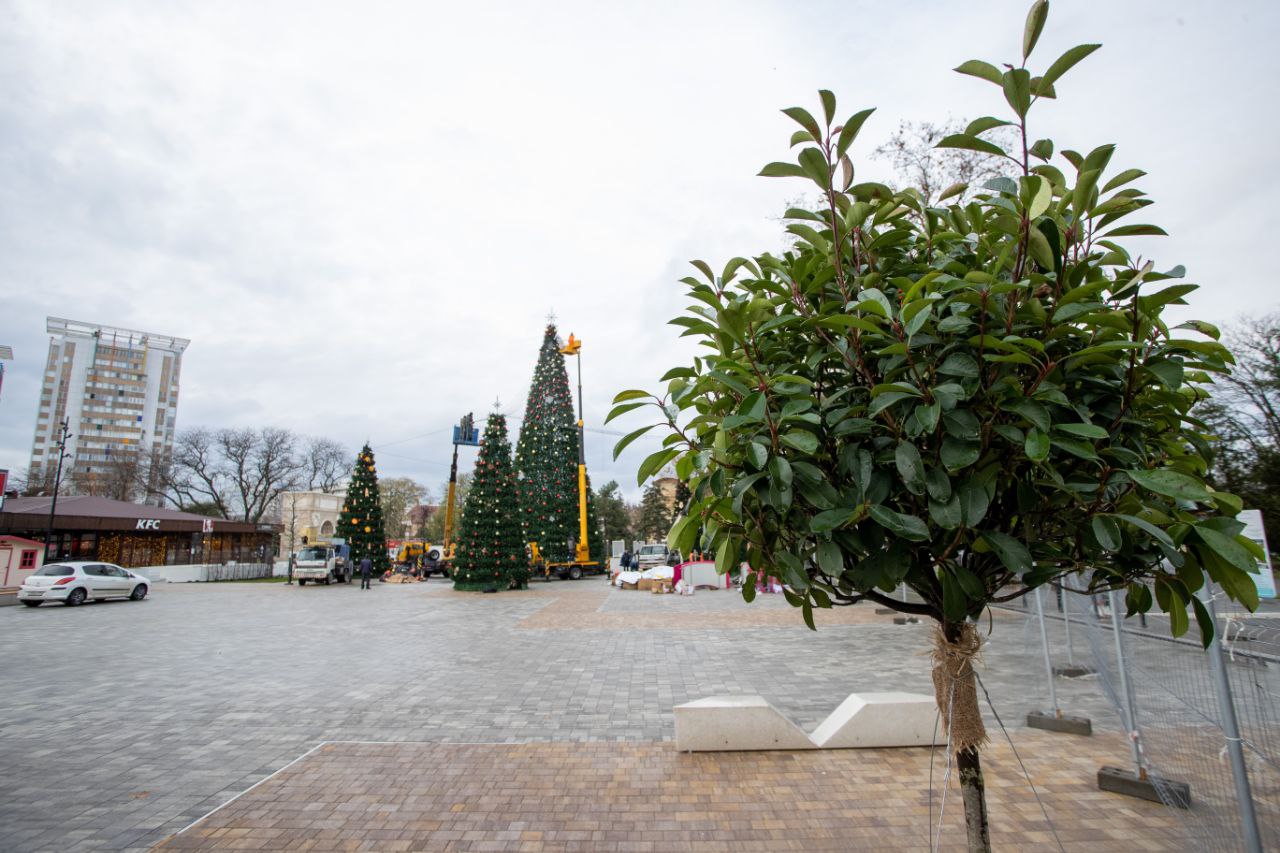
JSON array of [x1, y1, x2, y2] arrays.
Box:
[[28, 318, 190, 502]]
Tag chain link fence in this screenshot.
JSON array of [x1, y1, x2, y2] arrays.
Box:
[[204, 562, 274, 582], [998, 577, 1276, 852]]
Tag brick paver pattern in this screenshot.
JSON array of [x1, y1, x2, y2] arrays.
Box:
[[0, 577, 1201, 850]]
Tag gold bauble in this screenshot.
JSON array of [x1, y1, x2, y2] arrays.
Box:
[[364, 526, 372, 533]]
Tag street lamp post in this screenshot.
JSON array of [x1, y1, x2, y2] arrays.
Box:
[[44, 417, 72, 560]]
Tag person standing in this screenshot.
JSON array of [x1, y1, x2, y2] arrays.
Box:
[[286, 552, 295, 585], [359, 555, 372, 590]]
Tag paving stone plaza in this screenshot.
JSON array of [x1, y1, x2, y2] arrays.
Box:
[[0, 579, 1194, 851]]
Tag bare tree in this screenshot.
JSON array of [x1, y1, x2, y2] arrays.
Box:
[[302, 437, 348, 493], [160, 427, 233, 517], [874, 119, 1018, 204], [69, 449, 142, 502], [379, 476, 427, 539], [219, 427, 305, 523]]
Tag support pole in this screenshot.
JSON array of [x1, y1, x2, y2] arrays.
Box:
[[1035, 586, 1059, 715], [1109, 589, 1143, 776], [1197, 580, 1263, 853], [1061, 582, 1074, 667]]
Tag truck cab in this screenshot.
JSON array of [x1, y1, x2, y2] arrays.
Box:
[[293, 544, 351, 585]]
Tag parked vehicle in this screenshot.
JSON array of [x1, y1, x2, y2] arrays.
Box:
[[293, 544, 351, 586], [634, 543, 676, 569], [17, 562, 148, 607]]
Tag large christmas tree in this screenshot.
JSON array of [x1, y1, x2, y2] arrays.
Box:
[[453, 413, 527, 591], [513, 323, 600, 563], [336, 444, 391, 575]]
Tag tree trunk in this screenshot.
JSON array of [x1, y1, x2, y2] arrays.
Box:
[[957, 746, 991, 852], [933, 622, 991, 853]]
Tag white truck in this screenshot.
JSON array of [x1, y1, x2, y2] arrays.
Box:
[[293, 544, 351, 585]]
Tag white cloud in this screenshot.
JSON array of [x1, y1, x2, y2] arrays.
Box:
[[1, 0, 1277, 500]]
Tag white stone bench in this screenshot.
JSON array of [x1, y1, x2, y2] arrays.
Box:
[[674, 692, 940, 752], [808, 692, 941, 748], [674, 696, 816, 751]]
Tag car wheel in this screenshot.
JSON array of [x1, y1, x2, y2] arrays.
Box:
[[324, 576, 332, 585], [21, 601, 40, 608], [130, 584, 148, 601], [569, 565, 583, 581], [65, 587, 87, 607], [298, 579, 307, 586]]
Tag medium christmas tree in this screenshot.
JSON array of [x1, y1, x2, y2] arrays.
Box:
[[454, 413, 527, 591], [336, 444, 391, 575], [513, 323, 599, 563]]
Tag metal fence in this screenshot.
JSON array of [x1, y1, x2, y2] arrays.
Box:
[[204, 562, 274, 582], [1002, 577, 1277, 852]]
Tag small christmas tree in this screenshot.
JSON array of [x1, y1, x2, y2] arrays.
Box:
[[454, 413, 527, 591], [513, 323, 601, 562], [336, 444, 391, 576]]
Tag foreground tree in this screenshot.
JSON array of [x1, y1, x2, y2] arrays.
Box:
[[336, 444, 391, 575], [611, 3, 1261, 848], [454, 413, 526, 591]]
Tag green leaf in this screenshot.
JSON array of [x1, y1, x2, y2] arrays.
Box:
[[1027, 225, 1054, 269], [941, 570, 967, 622], [715, 538, 738, 577], [1127, 469, 1212, 503], [925, 467, 952, 502], [1114, 513, 1175, 550], [1102, 224, 1168, 238], [957, 478, 990, 527], [613, 389, 651, 403], [606, 401, 647, 423], [747, 441, 768, 470], [637, 447, 678, 486], [798, 147, 831, 186], [869, 505, 930, 541], [811, 508, 857, 533], [1024, 428, 1049, 461], [1055, 422, 1108, 440], [816, 539, 843, 576], [895, 441, 926, 493], [965, 116, 1013, 136], [981, 531, 1033, 574], [954, 59, 1003, 85], [802, 597, 816, 631], [780, 431, 819, 455], [781, 106, 822, 139], [1190, 595, 1215, 648], [769, 455, 793, 488], [1023, 0, 1049, 59], [1041, 44, 1102, 88], [1092, 515, 1122, 552], [1163, 582, 1189, 638], [1002, 68, 1032, 117], [938, 352, 979, 378], [1195, 526, 1258, 574], [938, 133, 1008, 159], [758, 161, 807, 179], [613, 423, 658, 460], [929, 495, 962, 529], [667, 513, 698, 555], [836, 108, 876, 157], [818, 89, 836, 125], [1102, 168, 1146, 193], [941, 437, 981, 471], [742, 570, 757, 603]]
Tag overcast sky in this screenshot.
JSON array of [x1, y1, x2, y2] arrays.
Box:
[[1, 0, 1276, 503]]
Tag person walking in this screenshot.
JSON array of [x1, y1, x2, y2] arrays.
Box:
[[359, 555, 373, 590]]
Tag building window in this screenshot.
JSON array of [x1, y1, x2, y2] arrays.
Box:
[[20, 550, 37, 569]]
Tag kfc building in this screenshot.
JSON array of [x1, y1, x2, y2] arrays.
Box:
[[0, 495, 274, 568]]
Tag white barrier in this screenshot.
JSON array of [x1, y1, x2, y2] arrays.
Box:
[[675, 692, 941, 752]]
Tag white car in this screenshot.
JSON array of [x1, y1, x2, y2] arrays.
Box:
[[18, 562, 149, 607]]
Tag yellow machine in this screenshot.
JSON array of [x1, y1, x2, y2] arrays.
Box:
[[533, 333, 603, 581]]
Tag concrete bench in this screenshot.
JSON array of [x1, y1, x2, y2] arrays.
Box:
[[808, 692, 941, 748], [674, 692, 940, 752], [674, 696, 816, 751]]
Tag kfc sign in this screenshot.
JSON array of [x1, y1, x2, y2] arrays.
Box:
[[136, 519, 161, 530]]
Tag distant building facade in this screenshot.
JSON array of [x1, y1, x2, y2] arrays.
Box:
[[278, 489, 347, 558], [28, 318, 189, 502]]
